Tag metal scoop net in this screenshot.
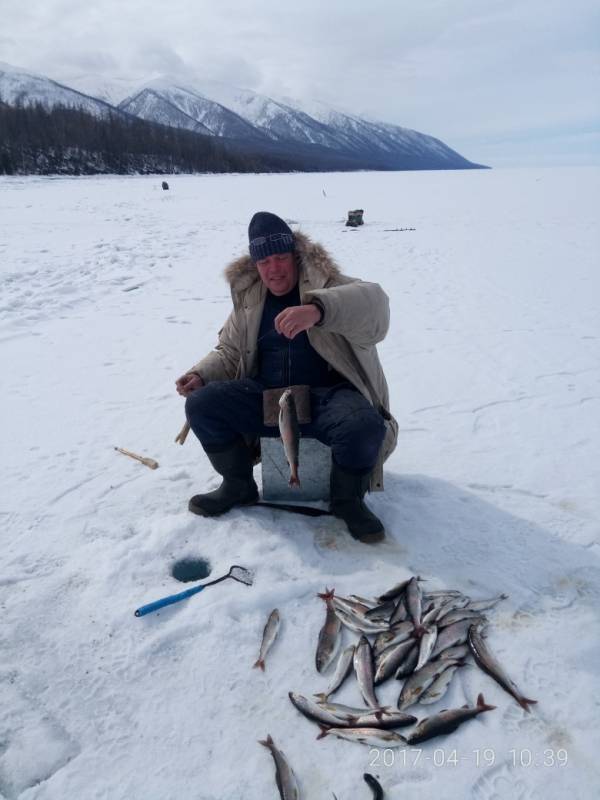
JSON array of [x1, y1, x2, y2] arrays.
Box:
[[226, 565, 254, 586]]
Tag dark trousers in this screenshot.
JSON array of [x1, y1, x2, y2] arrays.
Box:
[[185, 378, 386, 473]]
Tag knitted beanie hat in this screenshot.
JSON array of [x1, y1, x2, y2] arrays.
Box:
[[248, 212, 295, 262]]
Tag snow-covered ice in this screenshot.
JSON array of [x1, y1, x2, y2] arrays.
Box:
[[1, 167, 599, 799]]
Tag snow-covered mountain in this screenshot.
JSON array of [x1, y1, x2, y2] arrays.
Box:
[[0, 62, 485, 170], [117, 78, 480, 168], [118, 82, 267, 140], [0, 62, 119, 120]]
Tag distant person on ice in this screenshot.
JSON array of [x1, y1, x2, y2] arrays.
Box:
[[175, 212, 398, 543]]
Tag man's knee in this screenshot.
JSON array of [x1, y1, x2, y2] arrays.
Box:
[[185, 382, 223, 422], [330, 407, 386, 468], [339, 407, 385, 442]]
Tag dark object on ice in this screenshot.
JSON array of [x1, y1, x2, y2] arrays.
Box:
[[330, 462, 385, 543], [253, 500, 332, 517], [364, 773, 384, 799], [134, 564, 254, 617], [162, 181, 169, 190], [346, 209, 364, 227], [188, 439, 259, 517], [171, 557, 211, 583]]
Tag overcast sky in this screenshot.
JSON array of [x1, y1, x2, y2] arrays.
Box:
[[1, 0, 599, 166]]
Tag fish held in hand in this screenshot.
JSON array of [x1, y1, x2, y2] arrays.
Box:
[[253, 608, 280, 671], [279, 388, 301, 487]]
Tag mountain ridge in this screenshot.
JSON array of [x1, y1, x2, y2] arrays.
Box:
[[0, 62, 488, 170]]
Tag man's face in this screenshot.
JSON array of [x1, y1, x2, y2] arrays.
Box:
[[255, 252, 297, 295]]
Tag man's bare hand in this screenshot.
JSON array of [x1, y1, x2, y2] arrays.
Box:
[[274, 304, 322, 340], [175, 373, 204, 396]]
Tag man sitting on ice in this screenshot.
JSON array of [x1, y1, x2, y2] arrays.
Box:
[[175, 212, 397, 544]]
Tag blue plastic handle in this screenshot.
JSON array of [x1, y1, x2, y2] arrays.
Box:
[[135, 583, 206, 617]]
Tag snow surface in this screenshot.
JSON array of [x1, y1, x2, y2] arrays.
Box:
[[1, 167, 599, 799]]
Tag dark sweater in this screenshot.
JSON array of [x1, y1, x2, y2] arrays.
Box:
[[257, 285, 339, 388]]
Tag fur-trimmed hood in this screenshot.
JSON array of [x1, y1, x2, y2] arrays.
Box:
[[223, 231, 343, 297]]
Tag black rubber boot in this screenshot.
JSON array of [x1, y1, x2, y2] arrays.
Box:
[[188, 439, 258, 517], [330, 462, 385, 543]]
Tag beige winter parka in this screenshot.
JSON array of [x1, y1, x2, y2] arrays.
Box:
[[187, 232, 398, 490]]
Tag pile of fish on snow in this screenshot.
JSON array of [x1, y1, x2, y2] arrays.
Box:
[[258, 576, 537, 797]]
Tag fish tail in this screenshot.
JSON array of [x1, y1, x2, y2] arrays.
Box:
[[253, 659, 265, 671], [288, 473, 301, 488], [476, 693, 497, 712], [258, 734, 274, 748], [313, 692, 328, 703], [317, 587, 335, 602], [316, 725, 330, 740], [518, 696, 538, 712]]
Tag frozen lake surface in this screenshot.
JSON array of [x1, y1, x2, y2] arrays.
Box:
[[1, 167, 599, 799]]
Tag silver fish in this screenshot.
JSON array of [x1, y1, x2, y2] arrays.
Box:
[[378, 576, 423, 603], [253, 608, 280, 671], [468, 623, 537, 712], [419, 663, 461, 704], [438, 608, 491, 628], [393, 644, 419, 679], [389, 596, 408, 624], [423, 590, 465, 600], [431, 595, 471, 618], [315, 589, 342, 674], [430, 617, 485, 659], [314, 644, 355, 702], [436, 643, 470, 661], [365, 599, 396, 622], [407, 693, 496, 744], [335, 605, 390, 635], [373, 621, 415, 655], [279, 388, 300, 487], [374, 639, 416, 685], [312, 699, 417, 729], [465, 593, 509, 613], [348, 594, 378, 608], [415, 625, 438, 671], [354, 635, 380, 709], [331, 594, 373, 617], [316, 700, 389, 717], [318, 726, 408, 747], [421, 603, 441, 626], [406, 577, 425, 636], [259, 734, 301, 800], [289, 692, 353, 727], [397, 658, 462, 709]]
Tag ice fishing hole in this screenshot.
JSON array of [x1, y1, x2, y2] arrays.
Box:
[[171, 558, 212, 583]]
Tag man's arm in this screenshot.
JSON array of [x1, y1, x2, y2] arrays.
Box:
[[303, 279, 390, 346]]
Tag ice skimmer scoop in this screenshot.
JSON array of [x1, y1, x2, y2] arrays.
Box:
[[134, 565, 254, 617]]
